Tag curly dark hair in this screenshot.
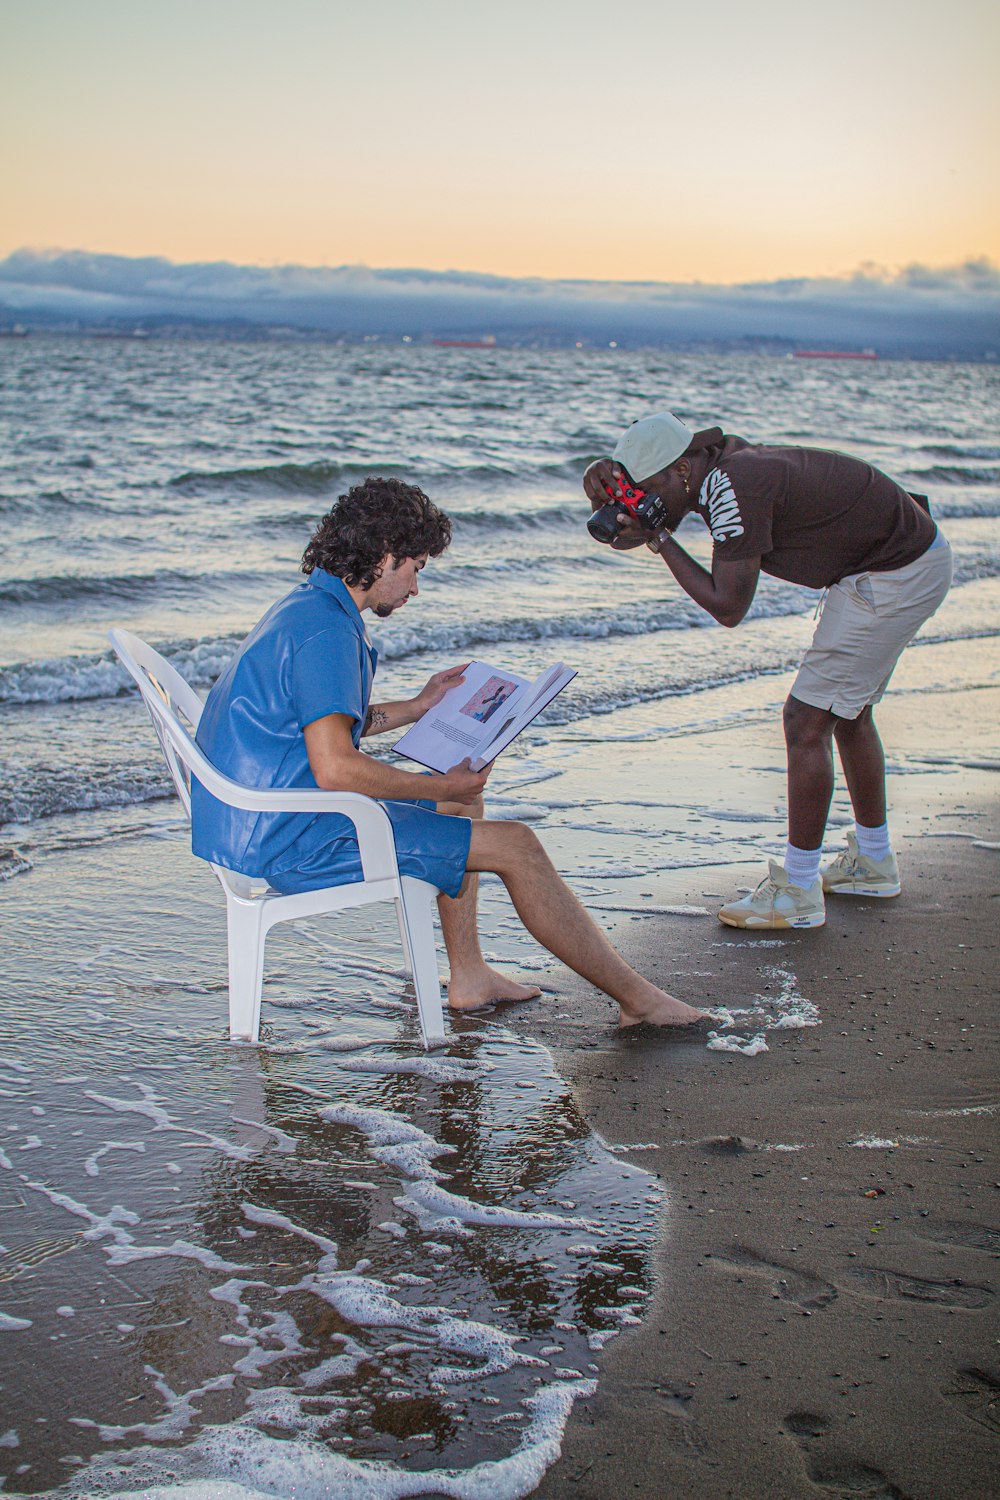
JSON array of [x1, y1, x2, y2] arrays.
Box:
[[301, 477, 452, 589]]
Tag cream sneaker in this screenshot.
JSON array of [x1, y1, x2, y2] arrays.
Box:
[[718, 861, 826, 930], [822, 832, 901, 897]]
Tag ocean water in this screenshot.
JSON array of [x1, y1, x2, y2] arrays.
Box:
[[1, 341, 998, 844], [0, 340, 998, 1498]]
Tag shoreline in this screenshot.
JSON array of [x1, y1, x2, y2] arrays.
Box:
[[504, 700, 999, 1498]]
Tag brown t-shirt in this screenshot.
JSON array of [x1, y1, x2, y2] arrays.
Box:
[[694, 437, 936, 589]]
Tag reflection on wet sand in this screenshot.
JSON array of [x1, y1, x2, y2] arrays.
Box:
[[0, 875, 660, 1497]]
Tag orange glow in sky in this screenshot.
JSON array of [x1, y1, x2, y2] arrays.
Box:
[[2, 0, 998, 283]]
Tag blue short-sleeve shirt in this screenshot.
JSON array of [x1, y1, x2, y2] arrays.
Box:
[[192, 569, 376, 873], [191, 568, 471, 897]]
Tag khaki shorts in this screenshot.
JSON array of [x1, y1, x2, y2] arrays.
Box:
[[791, 538, 953, 720]]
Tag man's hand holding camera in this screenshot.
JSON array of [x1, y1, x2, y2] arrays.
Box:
[[583, 459, 669, 550], [582, 441, 759, 628]]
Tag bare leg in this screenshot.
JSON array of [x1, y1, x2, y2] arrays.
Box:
[[832, 706, 887, 827], [783, 695, 838, 850], [436, 796, 542, 1011], [464, 820, 705, 1027]]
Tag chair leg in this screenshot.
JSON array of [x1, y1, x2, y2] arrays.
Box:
[[395, 898, 414, 975], [398, 878, 446, 1050], [225, 897, 267, 1042]]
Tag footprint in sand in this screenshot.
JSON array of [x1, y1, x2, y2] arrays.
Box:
[[708, 1245, 838, 1310], [647, 1386, 709, 1457], [843, 1264, 993, 1310], [782, 1410, 914, 1499], [912, 1216, 1000, 1254], [941, 1366, 1000, 1434], [710, 1246, 992, 1314]]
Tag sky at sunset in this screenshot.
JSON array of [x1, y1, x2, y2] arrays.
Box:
[[2, 0, 998, 285]]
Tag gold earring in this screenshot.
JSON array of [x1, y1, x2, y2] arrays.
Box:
[[682, 476, 690, 496]]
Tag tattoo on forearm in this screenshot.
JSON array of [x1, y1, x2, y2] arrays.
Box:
[[365, 707, 388, 734]]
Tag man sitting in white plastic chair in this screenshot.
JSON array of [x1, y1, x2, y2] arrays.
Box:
[[192, 476, 704, 1029]]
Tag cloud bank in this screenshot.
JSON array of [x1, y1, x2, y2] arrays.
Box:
[[1, 249, 998, 358]]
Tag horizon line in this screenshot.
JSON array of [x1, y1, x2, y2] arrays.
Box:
[[3, 245, 999, 292]]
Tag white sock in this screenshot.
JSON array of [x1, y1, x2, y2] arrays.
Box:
[[784, 842, 822, 889], [855, 821, 891, 862]]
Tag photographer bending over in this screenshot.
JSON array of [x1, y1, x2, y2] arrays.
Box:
[[585, 413, 952, 931]]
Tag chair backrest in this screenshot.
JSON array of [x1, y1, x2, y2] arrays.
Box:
[[108, 627, 403, 887], [109, 627, 205, 818]]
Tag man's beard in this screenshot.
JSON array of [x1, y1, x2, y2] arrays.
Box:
[[373, 602, 396, 619]]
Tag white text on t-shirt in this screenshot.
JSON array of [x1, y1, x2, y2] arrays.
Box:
[[701, 468, 745, 541]]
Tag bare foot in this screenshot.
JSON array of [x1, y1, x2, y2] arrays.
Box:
[[447, 965, 543, 1013], [618, 985, 707, 1029]]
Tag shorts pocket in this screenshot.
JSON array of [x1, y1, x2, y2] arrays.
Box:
[[846, 572, 876, 612]]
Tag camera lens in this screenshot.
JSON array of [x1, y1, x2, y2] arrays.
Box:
[[587, 502, 624, 544]]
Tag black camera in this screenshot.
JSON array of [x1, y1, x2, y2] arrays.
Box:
[[587, 472, 669, 544]]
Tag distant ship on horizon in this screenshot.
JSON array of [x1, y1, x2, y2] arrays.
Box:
[[793, 348, 878, 360], [432, 334, 497, 348]]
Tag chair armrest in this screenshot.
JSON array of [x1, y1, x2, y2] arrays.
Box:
[[158, 709, 406, 882], [203, 782, 394, 816], [197, 771, 403, 872]]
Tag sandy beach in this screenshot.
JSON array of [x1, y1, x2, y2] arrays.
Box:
[[512, 678, 1000, 1500]]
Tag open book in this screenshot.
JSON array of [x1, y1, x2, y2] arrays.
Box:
[[393, 659, 576, 773]]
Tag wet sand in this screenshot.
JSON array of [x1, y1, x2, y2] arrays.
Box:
[[1, 641, 996, 1497], [509, 686, 1000, 1500]]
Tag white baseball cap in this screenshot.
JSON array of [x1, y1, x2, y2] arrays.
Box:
[[613, 412, 694, 483]]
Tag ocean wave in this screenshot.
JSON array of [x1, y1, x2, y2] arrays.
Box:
[[452, 503, 583, 533], [7, 558, 1000, 707], [169, 459, 404, 495], [0, 635, 241, 705], [371, 596, 723, 660], [0, 764, 174, 827], [0, 570, 178, 607], [0, 595, 791, 705], [952, 556, 1000, 585], [911, 464, 1000, 486], [168, 455, 593, 496], [0, 489, 113, 518], [253, 501, 585, 536], [931, 497, 1000, 519], [0, 566, 274, 610], [918, 444, 1000, 462]]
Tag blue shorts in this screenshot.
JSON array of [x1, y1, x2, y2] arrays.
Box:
[[265, 799, 472, 898]]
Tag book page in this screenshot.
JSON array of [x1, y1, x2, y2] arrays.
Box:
[[473, 663, 576, 766], [392, 661, 529, 773]]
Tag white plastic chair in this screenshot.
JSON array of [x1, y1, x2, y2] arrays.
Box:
[[108, 627, 448, 1048]]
